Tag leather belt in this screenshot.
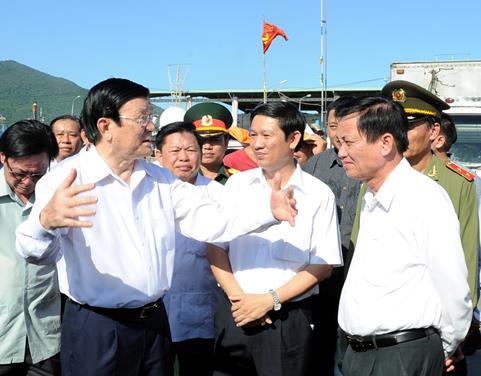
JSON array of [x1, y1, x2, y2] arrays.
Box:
[[72, 299, 163, 321], [346, 327, 438, 352]]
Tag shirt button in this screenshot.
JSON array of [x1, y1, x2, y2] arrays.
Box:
[[340, 205, 344, 209], [342, 186, 347, 190]]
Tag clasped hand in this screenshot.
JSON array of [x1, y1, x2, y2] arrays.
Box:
[[229, 293, 274, 327]]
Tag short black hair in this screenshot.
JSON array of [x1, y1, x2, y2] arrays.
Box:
[[335, 96, 409, 153], [0, 119, 58, 160], [155, 122, 203, 151], [250, 101, 306, 151], [439, 113, 457, 152], [80, 78, 149, 144], [50, 114, 80, 129], [326, 96, 357, 119]]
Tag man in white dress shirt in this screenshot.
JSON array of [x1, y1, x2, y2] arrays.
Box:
[[335, 96, 472, 376], [208, 101, 342, 375], [15, 78, 297, 376], [154, 121, 224, 376]]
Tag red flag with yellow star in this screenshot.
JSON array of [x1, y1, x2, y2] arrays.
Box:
[[262, 21, 288, 54]]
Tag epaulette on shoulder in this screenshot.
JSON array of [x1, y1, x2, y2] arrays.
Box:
[[226, 168, 240, 175], [446, 161, 476, 182]]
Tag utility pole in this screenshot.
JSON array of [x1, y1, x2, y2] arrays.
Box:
[[320, 0, 327, 126], [32, 101, 38, 120]]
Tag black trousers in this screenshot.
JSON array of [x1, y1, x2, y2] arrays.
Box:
[[173, 338, 214, 376], [342, 331, 444, 376], [308, 272, 343, 376], [61, 299, 173, 376], [0, 342, 60, 376], [213, 293, 314, 376]]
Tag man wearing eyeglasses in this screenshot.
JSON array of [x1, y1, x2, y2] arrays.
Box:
[[0, 120, 60, 376], [15, 78, 298, 376]]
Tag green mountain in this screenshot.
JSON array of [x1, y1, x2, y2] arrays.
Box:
[[0, 60, 88, 125]]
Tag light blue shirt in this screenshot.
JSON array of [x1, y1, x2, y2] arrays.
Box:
[[0, 169, 60, 364], [163, 174, 224, 342]]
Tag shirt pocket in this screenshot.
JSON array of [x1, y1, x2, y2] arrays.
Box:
[[37, 293, 61, 335], [179, 292, 215, 328]]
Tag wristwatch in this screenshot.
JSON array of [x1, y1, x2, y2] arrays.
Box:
[[268, 289, 282, 311]]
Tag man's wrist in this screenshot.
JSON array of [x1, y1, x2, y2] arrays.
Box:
[[268, 289, 282, 311]]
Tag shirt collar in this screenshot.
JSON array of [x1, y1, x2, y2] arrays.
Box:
[[254, 163, 308, 194], [324, 148, 343, 168], [82, 146, 149, 188], [365, 158, 410, 211]]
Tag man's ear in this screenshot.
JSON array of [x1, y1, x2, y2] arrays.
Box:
[[154, 148, 163, 165], [0, 152, 5, 164], [223, 134, 230, 148], [429, 122, 441, 141], [289, 131, 302, 151], [379, 133, 396, 156], [97, 117, 113, 142], [432, 135, 446, 151]]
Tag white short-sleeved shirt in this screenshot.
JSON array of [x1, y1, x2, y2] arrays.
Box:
[[338, 158, 472, 356], [223, 164, 342, 300]]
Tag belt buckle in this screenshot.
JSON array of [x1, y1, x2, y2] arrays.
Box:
[[348, 336, 373, 352], [139, 303, 158, 319]]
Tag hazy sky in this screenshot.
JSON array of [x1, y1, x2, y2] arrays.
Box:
[[2, 0, 480, 91]]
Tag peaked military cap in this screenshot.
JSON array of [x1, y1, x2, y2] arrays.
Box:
[[381, 80, 450, 121], [184, 102, 233, 137]]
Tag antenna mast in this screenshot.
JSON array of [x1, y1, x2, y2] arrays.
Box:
[[167, 64, 190, 107]]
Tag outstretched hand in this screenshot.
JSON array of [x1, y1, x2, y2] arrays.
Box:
[[270, 172, 297, 226], [39, 169, 97, 230]]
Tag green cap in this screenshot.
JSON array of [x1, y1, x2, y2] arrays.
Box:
[[184, 102, 233, 137], [381, 80, 450, 121]]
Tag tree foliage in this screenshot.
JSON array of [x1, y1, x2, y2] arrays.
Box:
[[0, 60, 87, 125]]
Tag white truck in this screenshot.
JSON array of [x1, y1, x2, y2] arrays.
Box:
[[390, 60, 481, 167]]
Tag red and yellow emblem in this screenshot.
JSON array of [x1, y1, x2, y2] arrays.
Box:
[[200, 115, 214, 127], [392, 88, 406, 103]]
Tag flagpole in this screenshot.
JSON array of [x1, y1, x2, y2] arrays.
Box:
[[263, 52, 267, 103]]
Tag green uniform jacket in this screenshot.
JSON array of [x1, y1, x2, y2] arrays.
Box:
[[200, 164, 229, 185], [425, 155, 479, 305], [349, 155, 479, 305]]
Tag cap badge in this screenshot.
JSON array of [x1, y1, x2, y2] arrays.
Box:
[[200, 115, 214, 127], [392, 88, 406, 103]]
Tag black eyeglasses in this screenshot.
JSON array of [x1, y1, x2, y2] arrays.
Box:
[[4, 159, 47, 181]]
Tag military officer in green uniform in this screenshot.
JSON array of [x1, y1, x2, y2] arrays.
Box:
[[184, 102, 233, 185]]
